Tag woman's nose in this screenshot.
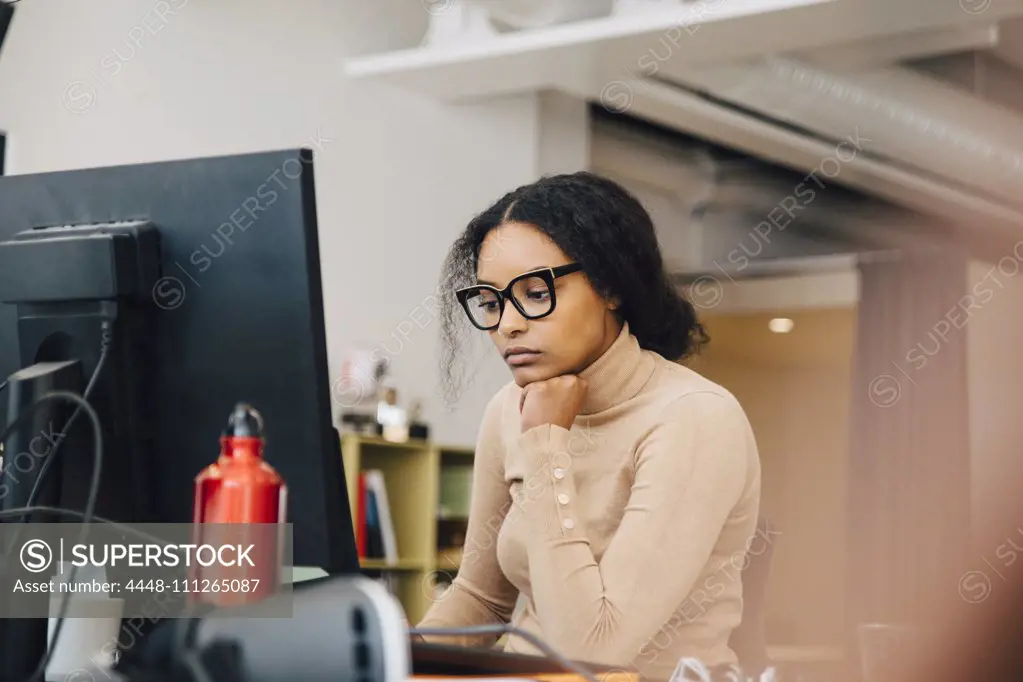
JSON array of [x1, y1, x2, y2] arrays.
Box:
[[497, 299, 528, 336]]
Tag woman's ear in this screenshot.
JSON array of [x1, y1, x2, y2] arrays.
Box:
[[608, 296, 621, 311]]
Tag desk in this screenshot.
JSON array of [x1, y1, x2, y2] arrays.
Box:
[[411, 641, 620, 678]]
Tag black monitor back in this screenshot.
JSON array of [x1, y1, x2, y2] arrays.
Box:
[[0, 3, 12, 60], [0, 149, 358, 574]]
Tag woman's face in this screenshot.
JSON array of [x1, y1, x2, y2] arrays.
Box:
[[475, 221, 621, 386]]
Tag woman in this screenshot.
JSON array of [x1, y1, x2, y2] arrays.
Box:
[[419, 172, 761, 680]]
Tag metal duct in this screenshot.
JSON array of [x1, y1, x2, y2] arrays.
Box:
[[591, 112, 931, 275], [665, 56, 1023, 211]]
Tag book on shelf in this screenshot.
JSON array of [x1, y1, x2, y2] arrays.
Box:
[[356, 472, 367, 557], [356, 469, 399, 566], [438, 465, 472, 519]]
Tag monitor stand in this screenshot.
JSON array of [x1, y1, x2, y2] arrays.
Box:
[[0, 360, 84, 682]]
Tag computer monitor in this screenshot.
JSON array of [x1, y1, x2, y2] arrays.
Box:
[[0, 149, 360, 680], [0, 2, 13, 60]]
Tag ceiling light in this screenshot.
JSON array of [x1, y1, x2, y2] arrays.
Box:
[[768, 318, 794, 334]]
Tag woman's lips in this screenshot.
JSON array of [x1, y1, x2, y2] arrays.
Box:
[[505, 351, 542, 366]]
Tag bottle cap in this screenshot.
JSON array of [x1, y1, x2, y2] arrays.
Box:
[[224, 402, 265, 438]]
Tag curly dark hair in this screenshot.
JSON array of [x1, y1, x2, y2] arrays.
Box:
[[438, 171, 708, 406]]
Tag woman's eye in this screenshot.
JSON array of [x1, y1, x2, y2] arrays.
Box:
[[526, 289, 550, 301], [477, 299, 500, 311]]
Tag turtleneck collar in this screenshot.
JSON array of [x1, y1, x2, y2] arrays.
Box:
[[577, 322, 656, 415]]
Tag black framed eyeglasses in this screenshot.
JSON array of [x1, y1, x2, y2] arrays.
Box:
[[455, 263, 582, 331]]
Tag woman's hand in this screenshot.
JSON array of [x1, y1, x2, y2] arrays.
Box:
[[519, 375, 588, 433]]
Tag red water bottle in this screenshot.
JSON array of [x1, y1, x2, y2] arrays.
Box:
[[192, 403, 287, 606]]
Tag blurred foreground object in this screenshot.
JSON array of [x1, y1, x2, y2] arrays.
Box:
[[119, 575, 409, 682], [874, 500, 1023, 682]]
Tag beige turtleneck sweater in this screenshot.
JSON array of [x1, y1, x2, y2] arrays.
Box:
[[418, 323, 761, 680]]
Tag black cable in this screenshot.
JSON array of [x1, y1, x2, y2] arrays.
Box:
[[409, 625, 602, 682], [0, 506, 168, 544], [0, 391, 104, 682], [21, 320, 113, 517], [173, 607, 217, 682], [0, 323, 112, 681], [29, 392, 103, 682], [0, 505, 202, 681], [0, 393, 104, 521], [0, 381, 8, 460]]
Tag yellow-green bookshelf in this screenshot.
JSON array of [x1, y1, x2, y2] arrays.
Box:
[[341, 434, 474, 624]]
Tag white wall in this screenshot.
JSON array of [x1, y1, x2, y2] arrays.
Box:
[[0, 0, 589, 444]]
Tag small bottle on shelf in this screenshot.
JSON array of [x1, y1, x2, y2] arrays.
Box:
[[408, 399, 429, 440]]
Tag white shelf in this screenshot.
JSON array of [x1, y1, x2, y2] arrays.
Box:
[[343, 0, 834, 102]]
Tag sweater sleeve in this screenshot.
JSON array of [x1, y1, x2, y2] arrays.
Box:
[[417, 387, 519, 647], [518, 391, 753, 664]]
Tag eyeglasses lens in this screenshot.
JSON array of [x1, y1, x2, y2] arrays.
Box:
[[511, 276, 553, 317], [465, 288, 501, 328], [464, 276, 553, 328]]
